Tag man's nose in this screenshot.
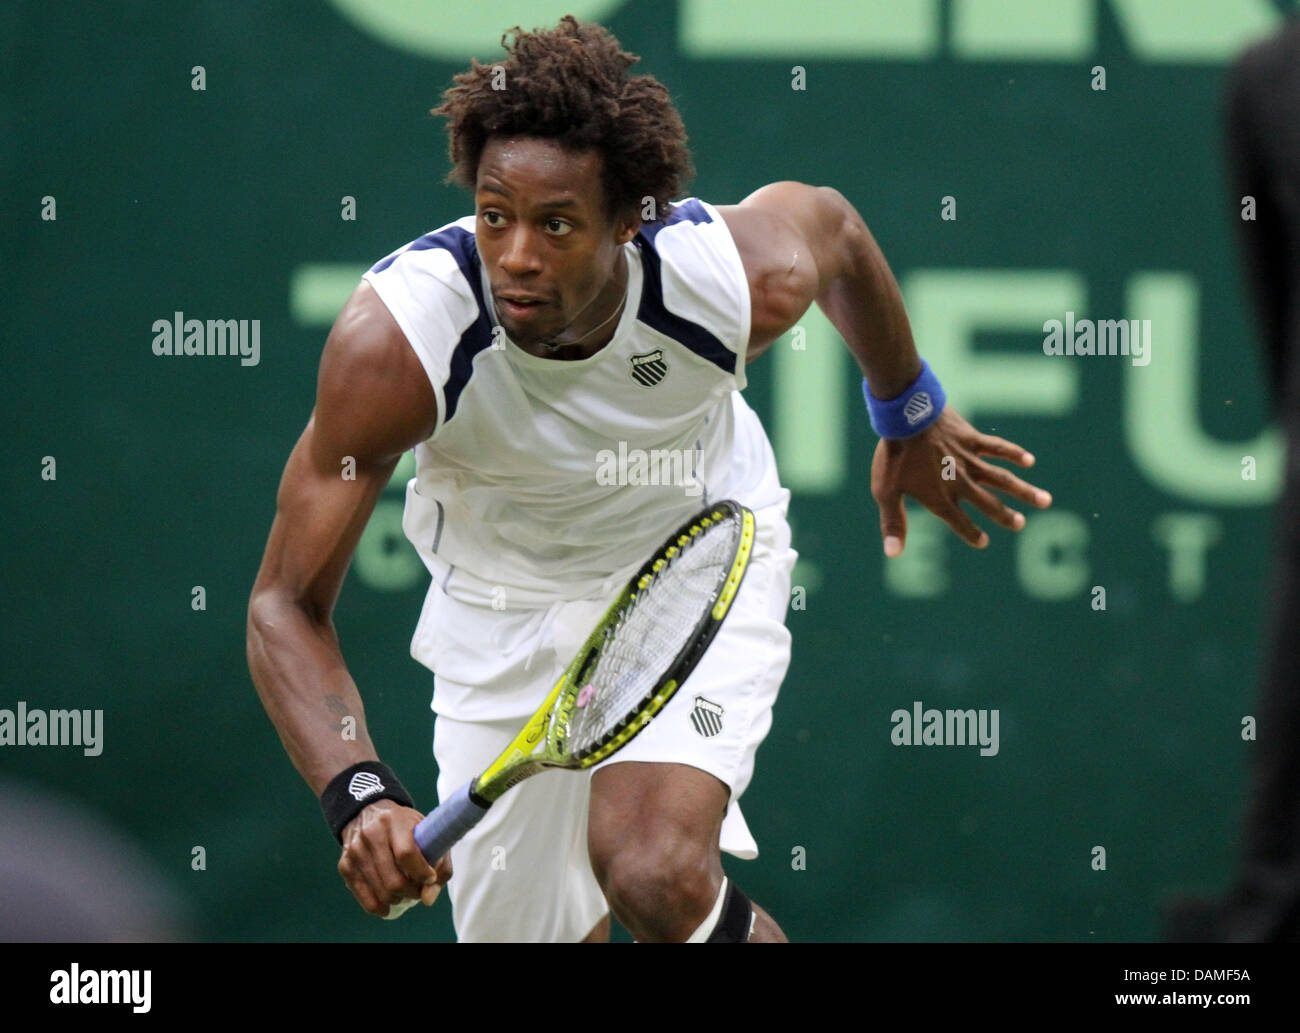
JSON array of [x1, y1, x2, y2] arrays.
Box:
[[499, 225, 543, 277]]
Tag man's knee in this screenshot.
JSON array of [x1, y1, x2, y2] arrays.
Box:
[[592, 831, 719, 942]]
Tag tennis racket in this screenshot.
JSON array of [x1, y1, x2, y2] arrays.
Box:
[[413, 498, 755, 867]]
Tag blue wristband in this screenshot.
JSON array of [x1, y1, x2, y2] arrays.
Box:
[[863, 361, 946, 439]]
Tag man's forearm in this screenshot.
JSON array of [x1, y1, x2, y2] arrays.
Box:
[[814, 191, 922, 400], [247, 591, 381, 795]]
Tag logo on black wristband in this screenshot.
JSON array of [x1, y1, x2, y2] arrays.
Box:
[[347, 770, 385, 801], [320, 761, 414, 843]]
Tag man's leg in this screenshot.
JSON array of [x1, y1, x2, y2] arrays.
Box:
[[434, 712, 608, 942], [587, 760, 787, 942], [584, 495, 796, 942]]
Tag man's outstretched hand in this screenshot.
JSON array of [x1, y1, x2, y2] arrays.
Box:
[[871, 406, 1052, 557]]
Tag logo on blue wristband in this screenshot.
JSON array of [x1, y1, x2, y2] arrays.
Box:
[[863, 361, 946, 439], [903, 392, 934, 426]]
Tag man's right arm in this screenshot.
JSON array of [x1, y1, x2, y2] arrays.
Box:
[[246, 281, 445, 915]]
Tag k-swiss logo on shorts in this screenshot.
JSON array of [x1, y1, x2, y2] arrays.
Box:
[[347, 771, 384, 801], [630, 349, 668, 387], [690, 696, 724, 737]]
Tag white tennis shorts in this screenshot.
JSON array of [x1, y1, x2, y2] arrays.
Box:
[[428, 494, 796, 942]]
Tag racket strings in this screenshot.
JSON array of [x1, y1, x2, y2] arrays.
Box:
[[567, 517, 740, 757]]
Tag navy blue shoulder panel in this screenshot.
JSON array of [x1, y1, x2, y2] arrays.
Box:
[[368, 224, 495, 426], [634, 200, 737, 376]]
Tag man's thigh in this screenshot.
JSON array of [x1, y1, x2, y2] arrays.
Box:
[[433, 713, 608, 942]]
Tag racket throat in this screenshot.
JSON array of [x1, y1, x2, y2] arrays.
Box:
[[467, 780, 492, 809]]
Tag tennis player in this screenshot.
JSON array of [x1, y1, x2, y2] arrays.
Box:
[[247, 16, 1051, 942]]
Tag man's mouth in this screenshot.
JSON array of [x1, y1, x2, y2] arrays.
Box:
[[497, 294, 550, 321]]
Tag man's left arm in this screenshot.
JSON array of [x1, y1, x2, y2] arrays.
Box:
[[717, 181, 1052, 557]]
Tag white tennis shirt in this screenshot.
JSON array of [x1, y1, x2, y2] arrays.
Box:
[[362, 198, 787, 715]]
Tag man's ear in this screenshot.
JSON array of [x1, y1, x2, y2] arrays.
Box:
[[613, 206, 641, 246]]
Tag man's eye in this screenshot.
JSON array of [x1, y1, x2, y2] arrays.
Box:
[[545, 219, 572, 235], [482, 211, 504, 227]]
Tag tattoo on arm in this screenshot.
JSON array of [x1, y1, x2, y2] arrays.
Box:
[[324, 693, 351, 732]]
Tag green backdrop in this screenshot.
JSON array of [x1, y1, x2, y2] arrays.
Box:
[[3, 0, 1294, 942]]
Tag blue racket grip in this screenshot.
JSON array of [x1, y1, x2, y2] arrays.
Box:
[[414, 780, 490, 864]]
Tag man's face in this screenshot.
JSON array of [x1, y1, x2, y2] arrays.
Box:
[[474, 135, 637, 348]]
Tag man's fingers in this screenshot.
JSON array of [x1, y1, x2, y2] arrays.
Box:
[[363, 836, 421, 905], [343, 828, 424, 916], [969, 461, 1053, 509], [974, 433, 1035, 467], [391, 823, 451, 909], [391, 818, 438, 888], [877, 491, 907, 558], [339, 851, 387, 916], [415, 854, 451, 908], [360, 853, 406, 916], [962, 481, 1023, 532], [936, 500, 988, 549]]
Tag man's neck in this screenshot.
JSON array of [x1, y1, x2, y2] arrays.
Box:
[[517, 250, 629, 361]]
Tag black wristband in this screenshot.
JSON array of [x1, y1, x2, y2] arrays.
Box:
[[320, 761, 415, 844]]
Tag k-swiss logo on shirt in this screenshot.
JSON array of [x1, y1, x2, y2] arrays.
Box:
[[690, 696, 724, 737], [630, 349, 668, 387]]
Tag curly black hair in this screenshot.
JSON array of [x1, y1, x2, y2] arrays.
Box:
[[432, 15, 694, 221]]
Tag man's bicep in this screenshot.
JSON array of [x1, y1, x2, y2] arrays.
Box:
[[253, 285, 437, 614], [718, 184, 840, 358]]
